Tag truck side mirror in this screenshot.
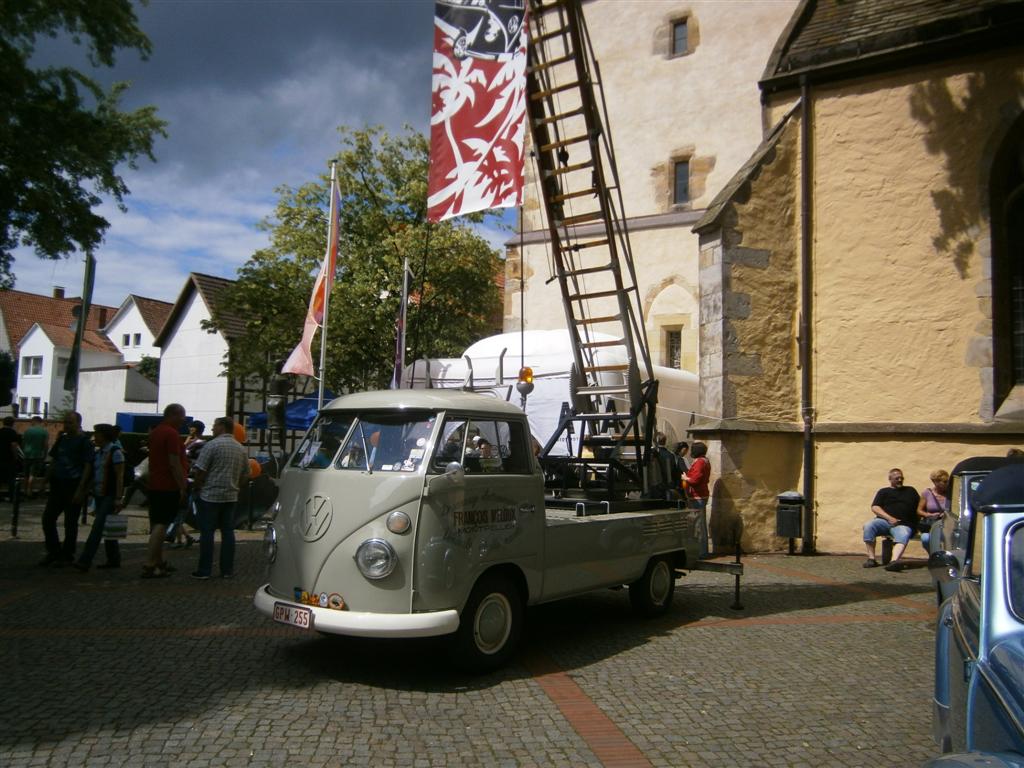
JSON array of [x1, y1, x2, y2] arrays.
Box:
[[928, 550, 960, 583], [424, 462, 465, 497]]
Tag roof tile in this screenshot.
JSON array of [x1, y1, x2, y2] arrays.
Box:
[[0, 289, 119, 355]]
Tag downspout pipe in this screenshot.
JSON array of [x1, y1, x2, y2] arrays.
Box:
[[799, 76, 816, 554]]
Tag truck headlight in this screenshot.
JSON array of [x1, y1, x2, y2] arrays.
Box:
[[355, 538, 397, 580], [263, 524, 277, 563]]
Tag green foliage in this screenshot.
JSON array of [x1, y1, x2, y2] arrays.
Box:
[[0, 0, 167, 287], [135, 354, 159, 384], [211, 125, 503, 393]]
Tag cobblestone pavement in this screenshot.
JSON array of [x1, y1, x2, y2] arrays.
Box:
[[0, 499, 941, 767]]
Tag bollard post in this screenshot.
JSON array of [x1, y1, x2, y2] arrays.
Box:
[[10, 472, 21, 537], [730, 529, 744, 611], [247, 480, 254, 530]]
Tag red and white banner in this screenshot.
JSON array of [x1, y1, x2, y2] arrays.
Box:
[[427, 0, 529, 222], [283, 176, 341, 377]]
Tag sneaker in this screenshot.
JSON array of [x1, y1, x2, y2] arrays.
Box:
[[37, 555, 57, 567], [862, 558, 879, 568], [159, 561, 177, 573], [141, 566, 169, 579], [73, 562, 89, 573], [884, 561, 904, 572], [191, 571, 211, 580]]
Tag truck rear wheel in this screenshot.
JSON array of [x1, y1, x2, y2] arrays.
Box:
[[629, 556, 675, 617], [451, 573, 523, 672]]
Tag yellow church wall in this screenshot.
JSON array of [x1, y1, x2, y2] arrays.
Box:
[[814, 436, 1022, 554], [810, 52, 1024, 424]]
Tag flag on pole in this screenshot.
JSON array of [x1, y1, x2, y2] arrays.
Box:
[[64, 253, 96, 395], [283, 174, 341, 376], [427, 0, 529, 222]]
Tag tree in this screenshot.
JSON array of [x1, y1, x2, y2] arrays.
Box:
[[135, 354, 159, 384], [0, 0, 167, 288], [211, 125, 503, 393]]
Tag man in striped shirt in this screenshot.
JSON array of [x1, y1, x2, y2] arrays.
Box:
[[191, 417, 249, 579]]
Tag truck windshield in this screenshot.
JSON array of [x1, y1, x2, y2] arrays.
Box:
[[290, 414, 354, 469], [334, 411, 437, 473]]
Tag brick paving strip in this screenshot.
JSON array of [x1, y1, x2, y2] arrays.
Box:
[[524, 651, 654, 768]]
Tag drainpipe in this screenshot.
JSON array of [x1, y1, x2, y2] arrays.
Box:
[[799, 76, 816, 554]]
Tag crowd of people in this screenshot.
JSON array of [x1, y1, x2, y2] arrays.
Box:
[[1, 404, 250, 580]]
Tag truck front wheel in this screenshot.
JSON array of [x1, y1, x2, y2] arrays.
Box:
[[629, 556, 675, 617], [451, 573, 523, 672]]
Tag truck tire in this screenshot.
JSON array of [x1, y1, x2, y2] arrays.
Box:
[[451, 573, 523, 672], [629, 556, 675, 617]]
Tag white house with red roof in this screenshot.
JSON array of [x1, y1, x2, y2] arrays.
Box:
[[16, 321, 121, 418], [101, 294, 173, 363]]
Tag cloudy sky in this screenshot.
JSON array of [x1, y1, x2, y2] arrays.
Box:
[[14, 0, 510, 307]]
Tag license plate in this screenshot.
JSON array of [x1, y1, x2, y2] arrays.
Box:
[[272, 602, 313, 630]]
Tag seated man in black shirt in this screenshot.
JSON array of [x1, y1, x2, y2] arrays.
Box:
[[862, 468, 920, 571]]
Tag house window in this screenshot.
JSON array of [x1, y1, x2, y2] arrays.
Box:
[[18, 397, 27, 415], [133, 333, 142, 347], [671, 20, 688, 56], [122, 333, 130, 347], [30, 397, 40, 415], [21, 356, 42, 376], [665, 329, 682, 369], [673, 160, 690, 205], [56, 357, 68, 378]]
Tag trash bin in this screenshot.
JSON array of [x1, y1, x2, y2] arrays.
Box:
[[776, 491, 804, 538]]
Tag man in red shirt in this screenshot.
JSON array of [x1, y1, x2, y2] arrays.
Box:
[[143, 403, 188, 578], [683, 441, 711, 558]]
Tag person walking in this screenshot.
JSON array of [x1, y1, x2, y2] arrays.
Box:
[[39, 412, 93, 566], [191, 417, 249, 580], [21, 416, 49, 498], [74, 424, 125, 571], [143, 404, 188, 579]]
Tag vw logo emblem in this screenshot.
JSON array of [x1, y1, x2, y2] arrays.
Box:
[[302, 495, 333, 542]]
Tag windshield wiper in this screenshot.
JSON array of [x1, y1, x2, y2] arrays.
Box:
[[358, 423, 372, 474]]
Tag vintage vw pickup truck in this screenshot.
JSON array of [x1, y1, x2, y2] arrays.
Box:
[[254, 389, 728, 670], [928, 463, 1024, 764]]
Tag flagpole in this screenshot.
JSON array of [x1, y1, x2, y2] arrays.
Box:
[[398, 257, 409, 388], [66, 253, 96, 412], [317, 162, 337, 411]]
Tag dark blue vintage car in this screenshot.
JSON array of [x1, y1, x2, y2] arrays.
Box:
[[928, 464, 1024, 766], [927, 456, 1024, 606]]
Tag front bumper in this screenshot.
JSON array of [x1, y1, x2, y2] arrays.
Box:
[[253, 584, 460, 638]]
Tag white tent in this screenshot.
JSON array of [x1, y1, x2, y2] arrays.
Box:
[[404, 330, 698, 451]]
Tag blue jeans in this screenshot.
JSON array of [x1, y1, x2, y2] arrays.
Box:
[[79, 496, 121, 567], [863, 517, 912, 545], [196, 499, 236, 576]]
